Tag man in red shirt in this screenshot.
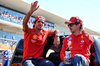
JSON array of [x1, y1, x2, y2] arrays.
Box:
[[22, 1, 60, 66], [59, 16, 94, 66]]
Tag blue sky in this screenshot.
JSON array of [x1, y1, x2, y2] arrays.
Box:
[[26, 0, 100, 33]]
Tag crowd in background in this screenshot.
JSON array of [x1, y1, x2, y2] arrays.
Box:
[[0, 9, 23, 22], [0, 8, 54, 29], [0, 7, 55, 45]]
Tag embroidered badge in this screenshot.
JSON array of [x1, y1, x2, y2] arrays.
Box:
[[80, 35, 84, 44], [42, 32, 44, 35], [69, 37, 72, 40], [33, 35, 37, 39], [81, 35, 83, 38], [81, 40, 84, 43], [68, 41, 72, 46], [39, 17, 45, 22], [77, 19, 79, 22], [31, 39, 36, 43], [80, 45, 83, 47]]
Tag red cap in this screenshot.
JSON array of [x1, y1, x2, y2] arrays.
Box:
[[65, 16, 83, 24], [34, 16, 45, 22]]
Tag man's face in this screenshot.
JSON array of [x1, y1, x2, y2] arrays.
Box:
[[68, 23, 79, 33], [34, 18, 45, 30]]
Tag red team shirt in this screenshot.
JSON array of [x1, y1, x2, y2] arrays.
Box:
[[60, 30, 94, 64], [23, 27, 55, 60]]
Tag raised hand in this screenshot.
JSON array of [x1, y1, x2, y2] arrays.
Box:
[[29, 1, 39, 14]]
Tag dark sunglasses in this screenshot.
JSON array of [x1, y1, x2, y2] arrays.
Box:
[[37, 21, 46, 26], [68, 23, 75, 27], [38, 21, 45, 24]]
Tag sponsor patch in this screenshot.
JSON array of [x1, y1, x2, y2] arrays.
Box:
[[33, 35, 37, 39]]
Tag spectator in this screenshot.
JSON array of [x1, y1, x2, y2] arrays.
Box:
[[8, 14, 12, 18], [5, 11, 9, 17], [0, 9, 2, 15]]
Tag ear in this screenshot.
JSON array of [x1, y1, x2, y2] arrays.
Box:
[[33, 22, 35, 27], [33, 22, 35, 25], [44, 23, 46, 26], [78, 24, 82, 30], [77, 24, 80, 28], [78, 24, 80, 26]]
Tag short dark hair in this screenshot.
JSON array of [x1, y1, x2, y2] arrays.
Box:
[[33, 20, 37, 27], [33, 20, 46, 27], [33, 20, 37, 24]]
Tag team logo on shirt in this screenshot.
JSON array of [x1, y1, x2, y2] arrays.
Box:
[[68, 41, 72, 46], [81, 35, 83, 38], [67, 37, 72, 46], [33, 35, 37, 39], [31, 39, 36, 43], [80, 35, 84, 45], [42, 32, 44, 35], [81, 40, 84, 43], [77, 19, 80, 22], [69, 37, 72, 40]]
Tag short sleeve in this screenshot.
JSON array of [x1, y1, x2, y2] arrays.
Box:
[[46, 29, 55, 36], [23, 28, 32, 34]]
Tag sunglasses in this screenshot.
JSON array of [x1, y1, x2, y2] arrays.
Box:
[[38, 21, 45, 24], [37, 21, 46, 26], [68, 23, 75, 27]]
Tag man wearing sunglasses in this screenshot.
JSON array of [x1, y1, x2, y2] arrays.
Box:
[[59, 16, 94, 66], [22, 1, 60, 66]]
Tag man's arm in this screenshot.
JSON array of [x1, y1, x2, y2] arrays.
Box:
[[53, 29, 60, 47], [23, 1, 39, 31], [60, 37, 68, 61]]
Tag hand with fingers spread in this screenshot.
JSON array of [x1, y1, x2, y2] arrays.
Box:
[[29, 1, 39, 14], [23, 1, 40, 31]]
